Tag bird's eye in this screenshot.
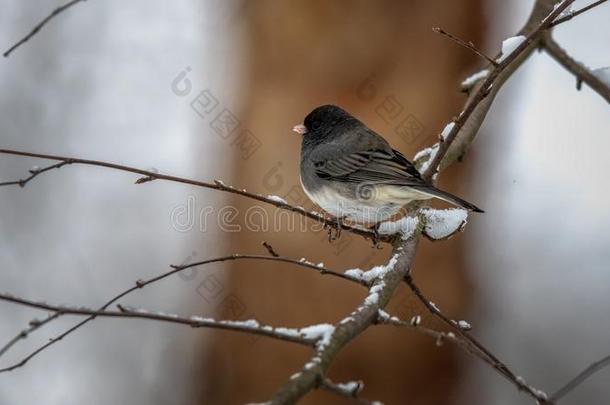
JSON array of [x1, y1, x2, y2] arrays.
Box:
[[311, 120, 321, 130]]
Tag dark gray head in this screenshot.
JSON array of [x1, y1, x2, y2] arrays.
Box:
[[293, 105, 359, 146]]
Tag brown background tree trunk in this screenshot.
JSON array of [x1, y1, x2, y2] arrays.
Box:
[[198, 1, 486, 403]]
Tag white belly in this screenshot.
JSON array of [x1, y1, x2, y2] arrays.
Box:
[[300, 179, 404, 224]]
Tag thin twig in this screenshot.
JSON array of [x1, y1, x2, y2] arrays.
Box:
[[432, 27, 498, 66], [422, 0, 576, 181], [380, 307, 531, 386], [3, 0, 87, 58], [171, 255, 364, 286], [0, 313, 60, 358], [379, 313, 520, 377], [378, 311, 459, 345], [550, 354, 610, 401], [0, 254, 363, 373], [0, 161, 70, 187], [541, 33, 610, 104], [549, 0, 608, 27], [403, 274, 549, 403], [262, 241, 280, 257], [0, 149, 384, 243], [319, 378, 376, 405], [0, 293, 316, 346]]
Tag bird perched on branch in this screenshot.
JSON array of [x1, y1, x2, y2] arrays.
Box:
[[294, 105, 483, 226]]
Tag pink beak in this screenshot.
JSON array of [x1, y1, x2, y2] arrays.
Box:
[[292, 124, 308, 135]]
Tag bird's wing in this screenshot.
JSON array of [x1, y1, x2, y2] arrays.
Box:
[[313, 148, 425, 186]]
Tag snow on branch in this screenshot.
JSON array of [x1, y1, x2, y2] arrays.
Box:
[[496, 35, 526, 63], [345, 254, 401, 285], [378, 216, 420, 240], [0, 251, 364, 373], [418, 0, 577, 181], [375, 208, 466, 242], [0, 292, 317, 346], [319, 378, 379, 405], [549, 0, 608, 27], [460, 69, 490, 92], [269, 237, 420, 404], [421, 208, 468, 240]]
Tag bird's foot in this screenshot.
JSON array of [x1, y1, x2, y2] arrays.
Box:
[[369, 223, 383, 249], [325, 215, 346, 242]]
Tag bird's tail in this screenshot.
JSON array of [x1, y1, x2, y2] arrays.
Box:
[[412, 185, 484, 213]]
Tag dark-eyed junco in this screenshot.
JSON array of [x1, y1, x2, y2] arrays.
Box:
[[294, 105, 483, 225]]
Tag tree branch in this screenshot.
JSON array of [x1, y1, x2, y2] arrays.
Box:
[[403, 274, 549, 403], [0, 253, 362, 373], [378, 311, 539, 386], [432, 27, 498, 66], [548, 0, 609, 27], [319, 378, 377, 405], [541, 33, 610, 104], [0, 313, 59, 358], [0, 149, 384, 243], [376, 308, 450, 342], [421, 0, 576, 180], [550, 354, 610, 401], [3, 0, 87, 58], [0, 293, 316, 346], [0, 161, 70, 187], [269, 234, 421, 404]]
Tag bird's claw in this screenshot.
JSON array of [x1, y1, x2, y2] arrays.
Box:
[[325, 216, 345, 242], [370, 223, 382, 249]]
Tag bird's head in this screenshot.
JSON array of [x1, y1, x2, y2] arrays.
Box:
[[292, 105, 354, 138]]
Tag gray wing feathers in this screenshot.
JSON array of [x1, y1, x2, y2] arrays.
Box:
[[314, 149, 424, 186]]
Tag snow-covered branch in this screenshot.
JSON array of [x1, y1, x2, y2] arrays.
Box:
[[320, 378, 377, 405], [269, 236, 421, 404], [0, 292, 319, 346], [419, 0, 575, 180], [0, 251, 363, 373]]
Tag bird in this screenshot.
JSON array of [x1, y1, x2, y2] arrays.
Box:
[[294, 104, 483, 226]]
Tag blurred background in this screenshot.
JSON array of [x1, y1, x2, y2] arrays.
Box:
[[0, 0, 608, 404]]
